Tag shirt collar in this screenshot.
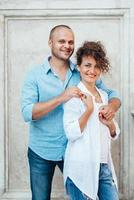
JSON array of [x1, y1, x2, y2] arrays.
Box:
[[43, 56, 77, 74], [78, 81, 106, 103], [78, 81, 94, 97], [43, 56, 52, 74], [69, 60, 77, 71]]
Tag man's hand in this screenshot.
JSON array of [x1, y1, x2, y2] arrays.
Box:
[[99, 105, 115, 121], [60, 86, 83, 102]]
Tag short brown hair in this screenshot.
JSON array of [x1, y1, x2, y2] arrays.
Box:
[[76, 41, 110, 73], [49, 25, 72, 40]]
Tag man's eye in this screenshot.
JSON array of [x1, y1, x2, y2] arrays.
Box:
[[59, 40, 65, 44], [69, 41, 74, 45]]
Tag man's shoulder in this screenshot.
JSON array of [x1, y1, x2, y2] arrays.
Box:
[[98, 88, 108, 102], [27, 64, 44, 75], [23, 64, 44, 83], [95, 78, 102, 87], [99, 88, 108, 96]]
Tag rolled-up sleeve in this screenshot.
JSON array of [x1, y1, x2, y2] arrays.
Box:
[[111, 119, 120, 140], [96, 79, 121, 101], [63, 98, 83, 142], [21, 71, 38, 122]]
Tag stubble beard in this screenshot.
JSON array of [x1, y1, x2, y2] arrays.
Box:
[[51, 49, 74, 62]]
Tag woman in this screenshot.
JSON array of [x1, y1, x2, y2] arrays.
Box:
[[63, 41, 120, 200]]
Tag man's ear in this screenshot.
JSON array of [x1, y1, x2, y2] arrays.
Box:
[[48, 39, 52, 48]]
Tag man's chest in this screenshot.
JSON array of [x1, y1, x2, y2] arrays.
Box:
[[37, 73, 80, 101]]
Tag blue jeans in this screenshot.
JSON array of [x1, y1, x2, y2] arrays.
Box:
[[98, 163, 119, 200], [28, 148, 63, 200], [66, 177, 92, 200], [66, 164, 118, 200]]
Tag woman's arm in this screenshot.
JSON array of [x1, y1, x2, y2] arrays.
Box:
[[78, 95, 94, 132], [96, 79, 121, 120], [99, 112, 120, 139]]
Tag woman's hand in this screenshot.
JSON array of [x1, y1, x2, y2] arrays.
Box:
[[78, 94, 94, 132], [81, 93, 94, 113], [99, 111, 116, 138], [99, 111, 111, 126], [98, 105, 115, 121]]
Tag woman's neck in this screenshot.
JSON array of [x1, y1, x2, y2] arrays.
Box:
[[82, 80, 96, 93], [82, 80, 102, 103]]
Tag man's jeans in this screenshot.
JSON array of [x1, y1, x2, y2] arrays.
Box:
[[66, 163, 119, 200], [28, 148, 63, 200]]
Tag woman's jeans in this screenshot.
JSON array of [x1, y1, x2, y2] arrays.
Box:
[[28, 148, 63, 200], [66, 163, 119, 200]]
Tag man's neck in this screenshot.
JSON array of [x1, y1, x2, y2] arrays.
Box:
[[49, 57, 69, 81]]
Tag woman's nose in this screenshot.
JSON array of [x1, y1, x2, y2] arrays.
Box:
[[89, 66, 95, 73]]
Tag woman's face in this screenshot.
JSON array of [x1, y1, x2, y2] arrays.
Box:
[[77, 55, 101, 85]]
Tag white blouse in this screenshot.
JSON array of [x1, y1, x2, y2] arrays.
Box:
[[96, 102, 110, 164], [63, 81, 120, 200]]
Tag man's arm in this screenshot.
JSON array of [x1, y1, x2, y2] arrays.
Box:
[[108, 98, 121, 113], [32, 87, 82, 120], [21, 71, 82, 122]]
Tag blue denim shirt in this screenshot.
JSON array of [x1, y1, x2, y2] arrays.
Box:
[[21, 57, 120, 161]]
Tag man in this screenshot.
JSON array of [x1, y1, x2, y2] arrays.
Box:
[[21, 25, 121, 200]]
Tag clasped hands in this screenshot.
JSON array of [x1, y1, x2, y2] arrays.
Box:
[[80, 92, 115, 124], [62, 87, 115, 123]]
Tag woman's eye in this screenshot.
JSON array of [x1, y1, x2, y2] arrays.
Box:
[[85, 65, 91, 68]]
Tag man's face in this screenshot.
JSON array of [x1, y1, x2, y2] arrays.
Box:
[[49, 27, 74, 61]]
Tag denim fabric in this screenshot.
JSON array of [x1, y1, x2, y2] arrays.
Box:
[[28, 148, 63, 200], [66, 177, 92, 200], [98, 163, 119, 200], [65, 164, 118, 200]]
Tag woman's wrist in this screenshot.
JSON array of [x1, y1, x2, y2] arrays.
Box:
[[107, 121, 116, 138], [86, 106, 93, 114]]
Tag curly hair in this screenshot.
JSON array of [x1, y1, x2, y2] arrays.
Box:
[[76, 41, 110, 73]]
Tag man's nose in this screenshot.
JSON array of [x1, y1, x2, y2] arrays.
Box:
[[65, 42, 71, 48]]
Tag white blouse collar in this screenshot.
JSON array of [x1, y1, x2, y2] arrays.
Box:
[[78, 81, 106, 104]]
